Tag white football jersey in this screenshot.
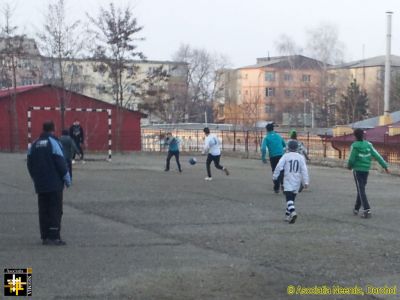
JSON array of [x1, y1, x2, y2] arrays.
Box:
[[273, 152, 309, 193], [204, 134, 221, 156]]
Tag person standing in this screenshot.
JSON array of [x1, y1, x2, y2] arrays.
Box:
[[27, 121, 71, 245], [203, 127, 229, 181], [69, 119, 84, 162], [273, 140, 309, 224], [261, 123, 286, 193], [164, 132, 182, 173], [287, 129, 310, 161], [59, 129, 80, 180], [347, 129, 390, 218]]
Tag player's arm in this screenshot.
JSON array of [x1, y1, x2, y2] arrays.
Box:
[[49, 138, 71, 187], [369, 143, 389, 171], [261, 137, 267, 162], [272, 156, 286, 180], [300, 156, 309, 187], [347, 144, 356, 170]]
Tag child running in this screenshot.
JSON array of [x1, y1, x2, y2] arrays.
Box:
[[273, 140, 309, 224]]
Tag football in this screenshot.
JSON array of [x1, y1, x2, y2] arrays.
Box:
[[189, 157, 197, 165]]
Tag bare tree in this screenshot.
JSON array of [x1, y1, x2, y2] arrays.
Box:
[[172, 44, 231, 123], [0, 3, 25, 151], [275, 34, 303, 57], [37, 0, 83, 129], [305, 23, 345, 127], [87, 2, 144, 149]]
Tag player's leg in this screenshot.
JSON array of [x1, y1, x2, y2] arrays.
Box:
[[165, 151, 173, 171], [355, 171, 370, 218], [45, 191, 65, 244], [285, 191, 297, 224], [205, 154, 213, 179], [174, 151, 182, 172], [270, 157, 280, 192], [38, 193, 50, 242]]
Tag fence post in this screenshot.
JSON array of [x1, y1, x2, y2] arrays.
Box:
[[221, 130, 224, 151], [196, 130, 199, 152], [245, 130, 249, 157], [323, 132, 327, 158], [307, 131, 310, 154], [233, 130, 236, 152], [159, 130, 162, 152]]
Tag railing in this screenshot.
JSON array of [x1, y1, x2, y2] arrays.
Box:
[[142, 128, 400, 166]]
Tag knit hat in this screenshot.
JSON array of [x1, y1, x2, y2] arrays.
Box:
[[288, 140, 299, 152]]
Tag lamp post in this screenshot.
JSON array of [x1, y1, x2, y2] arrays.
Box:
[[304, 99, 308, 131], [304, 99, 315, 131]]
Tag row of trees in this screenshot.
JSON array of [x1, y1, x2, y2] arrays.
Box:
[[1, 0, 230, 150]]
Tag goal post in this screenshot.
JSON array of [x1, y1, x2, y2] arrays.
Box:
[[27, 106, 112, 161]]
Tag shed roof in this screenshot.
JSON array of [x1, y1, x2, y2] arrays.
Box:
[[0, 84, 146, 117]]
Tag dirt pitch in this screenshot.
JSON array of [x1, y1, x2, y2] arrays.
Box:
[[0, 152, 399, 300]]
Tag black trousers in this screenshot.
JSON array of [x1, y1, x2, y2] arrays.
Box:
[[270, 155, 284, 191], [166, 150, 181, 171], [353, 171, 370, 211], [38, 191, 63, 240], [66, 159, 72, 179], [206, 154, 223, 177], [73, 142, 84, 159]]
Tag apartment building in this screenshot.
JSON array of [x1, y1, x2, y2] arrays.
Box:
[[216, 55, 324, 127], [0, 37, 188, 123], [328, 55, 400, 117]]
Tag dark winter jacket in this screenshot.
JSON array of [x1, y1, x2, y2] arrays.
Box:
[[59, 135, 79, 161], [27, 133, 71, 193], [69, 125, 84, 144]]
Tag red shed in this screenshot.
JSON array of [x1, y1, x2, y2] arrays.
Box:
[[0, 84, 145, 153]]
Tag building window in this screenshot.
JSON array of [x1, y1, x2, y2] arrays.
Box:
[[284, 89, 294, 97], [265, 104, 275, 113], [265, 72, 275, 81], [303, 90, 310, 98], [265, 87, 275, 97], [302, 74, 311, 82], [284, 73, 293, 81]]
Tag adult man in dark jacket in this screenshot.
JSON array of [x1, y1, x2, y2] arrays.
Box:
[[59, 129, 80, 180], [27, 121, 71, 245], [69, 119, 84, 161]]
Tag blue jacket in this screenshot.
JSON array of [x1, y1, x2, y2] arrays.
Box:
[[261, 131, 286, 160], [27, 133, 71, 193], [165, 137, 180, 152]]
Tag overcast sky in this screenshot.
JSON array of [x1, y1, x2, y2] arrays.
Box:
[[9, 0, 400, 67]]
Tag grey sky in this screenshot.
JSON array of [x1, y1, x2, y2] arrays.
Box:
[[9, 0, 400, 67]]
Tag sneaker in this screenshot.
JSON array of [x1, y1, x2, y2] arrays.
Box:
[[360, 210, 371, 219], [274, 189, 279, 194], [204, 177, 213, 181], [43, 239, 66, 246], [288, 212, 297, 224], [81, 160, 86, 164], [223, 167, 230, 176], [164, 168, 169, 172], [285, 215, 290, 222], [353, 209, 359, 216], [72, 160, 76, 164]]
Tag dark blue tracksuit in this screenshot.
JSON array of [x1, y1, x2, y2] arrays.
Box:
[[27, 133, 71, 241]]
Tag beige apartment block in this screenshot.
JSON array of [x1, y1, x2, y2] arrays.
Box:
[[217, 55, 324, 127], [329, 55, 400, 117]]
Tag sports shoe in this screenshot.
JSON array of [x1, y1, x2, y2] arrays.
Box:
[[223, 167, 230, 176], [72, 160, 76, 164], [204, 177, 213, 181], [274, 189, 279, 194], [360, 210, 371, 219], [42, 239, 66, 246], [164, 168, 169, 172], [285, 215, 290, 222], [288, 211, 297, 224], [353, 209, 359, 216]]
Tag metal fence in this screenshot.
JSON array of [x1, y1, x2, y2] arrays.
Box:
[[141, 128, 339, 160], [142, 128, 400, 166]]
